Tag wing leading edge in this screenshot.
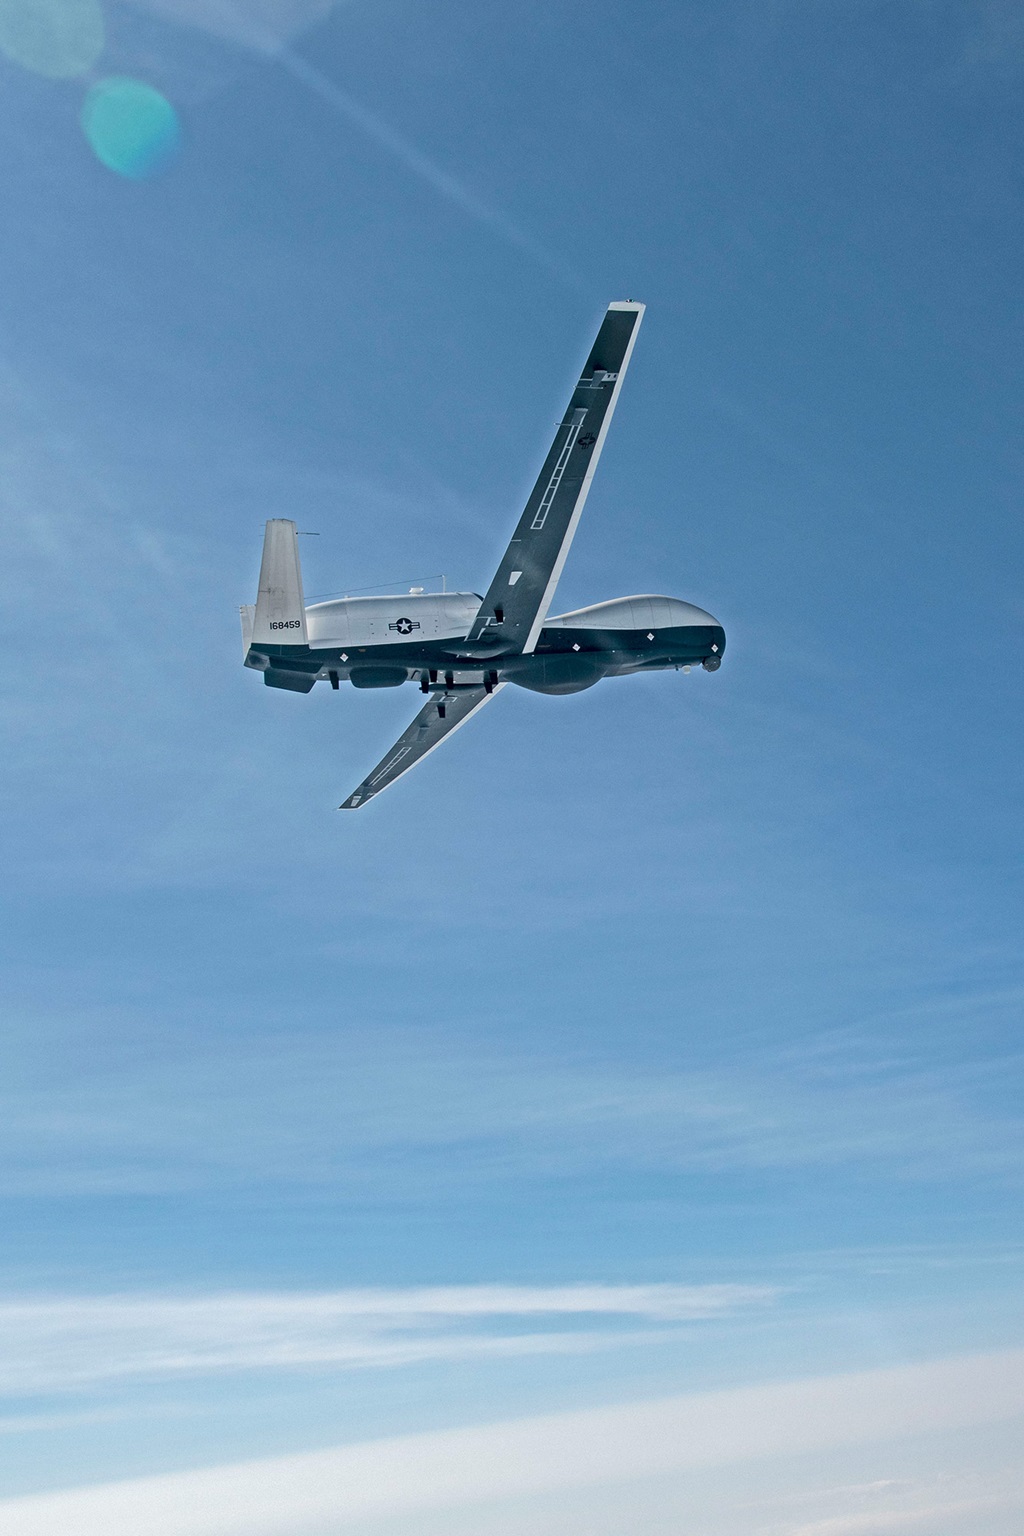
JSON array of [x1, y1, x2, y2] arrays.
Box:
[[340, 685, 505, 809], [466, 301, 644, 656]]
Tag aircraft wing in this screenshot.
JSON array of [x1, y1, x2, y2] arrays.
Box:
[[465, 301, 644, 656], [340, 684, 505, 809]]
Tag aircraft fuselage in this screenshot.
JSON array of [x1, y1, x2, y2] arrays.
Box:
[[244, 593, 725, 696]]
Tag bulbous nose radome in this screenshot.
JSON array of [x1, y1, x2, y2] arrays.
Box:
[[702, 627, 726, 672]]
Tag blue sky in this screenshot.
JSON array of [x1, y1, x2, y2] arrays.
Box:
[[0, 0, 1022, 1529]]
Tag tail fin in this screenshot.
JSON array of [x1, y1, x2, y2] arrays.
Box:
[[251, 519, 308, 645]]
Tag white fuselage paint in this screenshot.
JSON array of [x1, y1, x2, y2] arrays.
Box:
[[304, 593, 482, 649], [543, 596, 720, 631]]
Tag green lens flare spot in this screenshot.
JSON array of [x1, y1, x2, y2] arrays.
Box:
[[81, 77, 181, 180], [0, 0, 103, 78]]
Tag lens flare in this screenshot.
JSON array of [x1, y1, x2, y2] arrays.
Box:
[[81, 76, 181, 179], [0, 0, 103, 78]]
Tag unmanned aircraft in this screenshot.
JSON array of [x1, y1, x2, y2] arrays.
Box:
[[241, 302, 725, 808]]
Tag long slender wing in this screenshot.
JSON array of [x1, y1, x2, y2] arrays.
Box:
[[465, 301, 644, 656], [340, 685, 506, 809]]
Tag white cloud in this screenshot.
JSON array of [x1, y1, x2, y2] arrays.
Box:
[[0, 1282, 772, 1393], [780, 1491, 1021, 1536], [1, 1348, 1023, 1535]]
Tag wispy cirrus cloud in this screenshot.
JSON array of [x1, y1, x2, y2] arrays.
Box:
[[0, 1282, 773, 1393], [3, 1022, 1022, 1198]]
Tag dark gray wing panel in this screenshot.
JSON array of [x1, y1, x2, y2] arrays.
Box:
[[340, 685, 505, 809], [465, 302, 644, 656]]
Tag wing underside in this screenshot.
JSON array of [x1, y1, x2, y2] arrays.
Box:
[[341, 302, 643, 808], [340, 685, 505, 809], [465, 301, 644, 656]]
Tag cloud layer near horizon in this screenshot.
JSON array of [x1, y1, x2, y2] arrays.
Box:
[[3, 1348, 1023, 1535]]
